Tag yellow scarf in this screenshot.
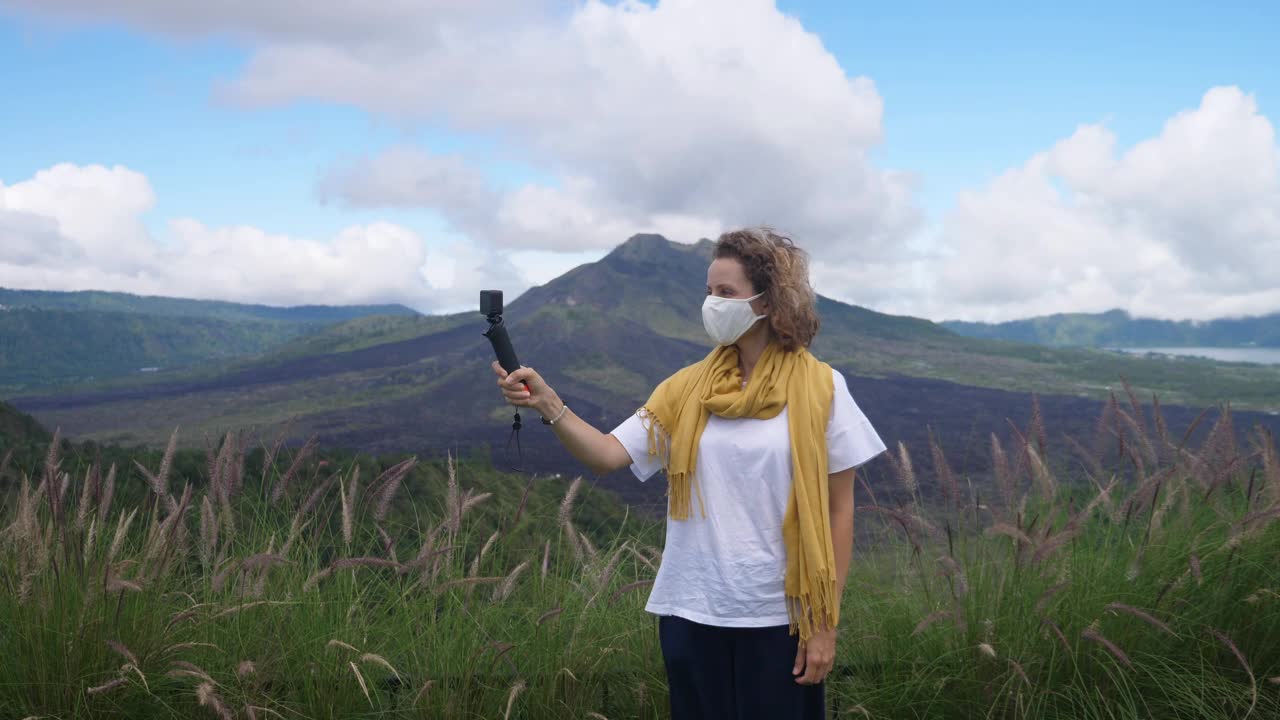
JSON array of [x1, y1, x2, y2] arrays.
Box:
[[637, 340, 838, 641]]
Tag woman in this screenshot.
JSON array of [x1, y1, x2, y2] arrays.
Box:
[[492, 227, 886, 719]]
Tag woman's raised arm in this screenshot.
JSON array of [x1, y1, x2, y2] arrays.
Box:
[[492, 361, 635, 476]]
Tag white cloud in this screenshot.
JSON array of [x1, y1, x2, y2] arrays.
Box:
[[0, 163, 522, 312], [881, 86, 1280, 322], [320, 146, 726, 254], [0, 209, 82, 265], [207, 0, 919, 261], [1, 164, 155, 272], [318, 148, 497, 226]]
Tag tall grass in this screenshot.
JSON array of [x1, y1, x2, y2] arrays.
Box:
[[1, 388, 1278, 719], [846, 391, 1280, 719], [2, 433, 664, 719]]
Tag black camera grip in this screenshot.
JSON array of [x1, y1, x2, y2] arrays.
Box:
[[484, 321, 521, 373], [484, 320, 529, 393]]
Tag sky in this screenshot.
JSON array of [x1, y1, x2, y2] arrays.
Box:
[[1, 0, 1278, 322]]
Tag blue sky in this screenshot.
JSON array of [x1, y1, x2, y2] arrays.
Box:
[[2, 1, 1278, 321], [1, 21, 453, 239]]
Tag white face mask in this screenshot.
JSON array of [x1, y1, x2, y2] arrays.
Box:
[[702, 291, 767, 346]]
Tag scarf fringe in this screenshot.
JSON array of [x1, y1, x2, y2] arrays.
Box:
[[786, 572, 840, 642], [638, 406, 705, 519]]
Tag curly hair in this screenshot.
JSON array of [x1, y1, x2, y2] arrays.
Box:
[[712, 226, 820, 352]]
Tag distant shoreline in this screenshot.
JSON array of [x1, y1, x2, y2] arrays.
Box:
[[1108, 346, 1280, 365]]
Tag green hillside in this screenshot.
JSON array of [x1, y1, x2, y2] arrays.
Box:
[[0, 399, 50, 444], [0, 400, 53, 476], [0, 287, 417, 323], [944, 308, 1280, 347], [268, 313, 474, 360], [0, 308, 318, 387], [0, 288, 425, 390]]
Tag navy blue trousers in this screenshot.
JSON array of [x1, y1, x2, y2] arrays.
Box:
[[659, 614, 825, 720]]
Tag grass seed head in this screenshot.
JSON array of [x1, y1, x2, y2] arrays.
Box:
[[197, 682, 234, 720], [912, 609, 954, 636], [493, 559, 531, 602], [414, 678, 436, 706], [359, 653, 401, 681], [936, 555, 969, 599], [298, 474, 336, 519], [167, 663, 215, 684], [610, 579, 655, 605], [340, 467, 358, 546], [461, 490, 493, 516], [1040, 618, 1071, 655], [470, 530, 501, 578], [1009, 659, 1030, 686], [348, 661, 372, 707], [503, 679, 527, 720], [445, 451, 460, 533], [896, 440, 918, 499], [558, 476, 583, 526], [75, 464, 95, 531], [271, 435, 318, 505], [1081, 621, 1132, 668], [928, 428, 962, 512], [106, 577, 143, 594], [164, 642, 218, 655], [1104, 602, 1176, 636], [373, 457, 416, 521], [1207, 627, 1257, 716], [106, 640, 138, 668], [985, 522, 1033, 546], [86, 677, 128, 696]]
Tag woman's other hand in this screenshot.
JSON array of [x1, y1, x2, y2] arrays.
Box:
[[793, 627, 837, 685]]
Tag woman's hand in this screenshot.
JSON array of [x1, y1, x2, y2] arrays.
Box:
[[793, 627, 837, 685], [492, 361, 561, 419]]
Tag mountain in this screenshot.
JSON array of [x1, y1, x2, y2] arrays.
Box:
[[0, 288, 422, 390], [8, 235, 1280, 512], [0, 287, 417, 323], [943, 308, 1280, 348]]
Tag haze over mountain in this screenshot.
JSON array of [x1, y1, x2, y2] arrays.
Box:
[[7, 234, 1280, 511], [944, 309, 1280, 348]]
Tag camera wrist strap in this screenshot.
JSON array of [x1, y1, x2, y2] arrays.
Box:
[[502, 410, 524, 473]]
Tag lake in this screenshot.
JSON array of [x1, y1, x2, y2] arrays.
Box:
[[1112, 347, 1280, 365]]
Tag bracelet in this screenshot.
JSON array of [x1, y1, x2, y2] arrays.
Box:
[[541, 403, 569, 426]]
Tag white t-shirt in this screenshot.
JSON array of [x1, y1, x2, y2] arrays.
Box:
[[609, 366, 887, 627]]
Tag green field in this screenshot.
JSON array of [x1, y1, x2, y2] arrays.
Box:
[[2, 395, 1278, 719]]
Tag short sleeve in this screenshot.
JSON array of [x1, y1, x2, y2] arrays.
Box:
[[827, 368, 887, 473], [609, 411, 664, 482]]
